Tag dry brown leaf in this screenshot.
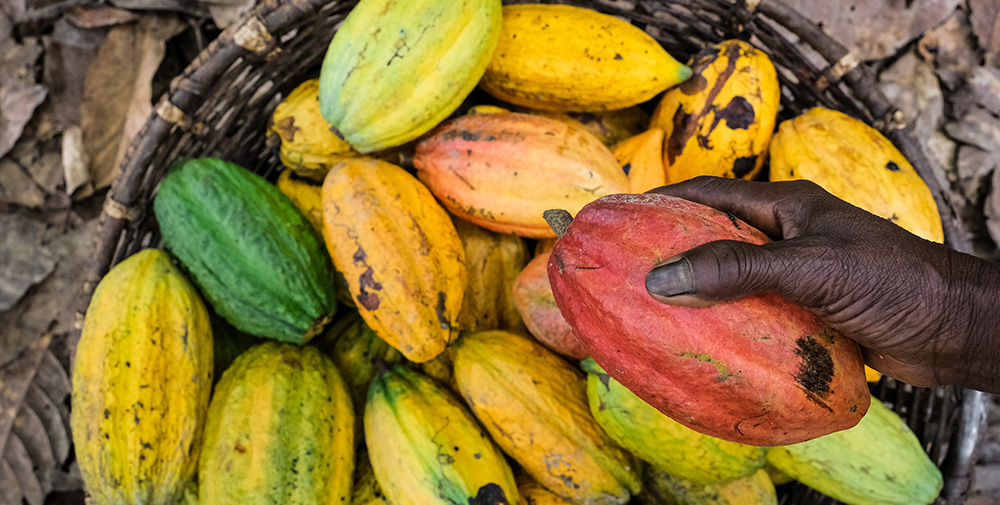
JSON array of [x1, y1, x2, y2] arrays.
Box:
[[0, 159, 47, 208], [0, 13, 47, 160], [918, 10, 980, 91], [0, 337, 75, 505], [207, 0, 255, 29], [62, 126, 92, 198], [65, 5, 138, 29], [43, 20, 108, 133], [0, 215, 98, 365], [81, 14, 185, 189], [785, 0, 962, 60], [109, 0, 207, 15], [0, 214, 56, 311], [969, 0, 1000, 68]]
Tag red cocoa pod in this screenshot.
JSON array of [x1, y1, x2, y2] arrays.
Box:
[[512, 250, 588, 359], [413, 111, 629, 238], [547, 193, 870, 446]]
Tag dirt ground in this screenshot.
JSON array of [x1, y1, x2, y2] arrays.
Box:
[[1, 0, 1000, 504]]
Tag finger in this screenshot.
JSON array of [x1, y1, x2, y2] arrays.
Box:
[[644, 238, 824, 308], [647, 176, 827, 240]]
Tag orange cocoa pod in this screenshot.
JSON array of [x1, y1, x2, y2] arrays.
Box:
[[612, 128, 667, 193], [413, 112, 629, 238]]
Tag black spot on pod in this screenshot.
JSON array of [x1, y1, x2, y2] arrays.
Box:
[[679, 72, 708, 95], [886, 161, 900, 172], [468, 483, 510, 505], [794, 333, 835, 401], [717, 96, 755, 130], [436, 292, 450, 330], [731, 156, 758, 178]]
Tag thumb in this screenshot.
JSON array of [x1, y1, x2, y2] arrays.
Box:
[[645, 239, 813, 308]]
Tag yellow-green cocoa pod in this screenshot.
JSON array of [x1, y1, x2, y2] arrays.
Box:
[[769, 106, 944, 243], [766, 399, 942, 505], [199, 342, 355, 505], [72, 249, 213, 505], [365, 365, 518, 505], [318, 0, 502, 153], [638, 467, 777, 505], [582, 358, 766, 486]]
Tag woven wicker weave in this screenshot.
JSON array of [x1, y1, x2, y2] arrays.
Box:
[[73, 0, 987, 503]]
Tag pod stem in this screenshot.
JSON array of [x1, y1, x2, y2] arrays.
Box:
[[543, 209, 574, 238]]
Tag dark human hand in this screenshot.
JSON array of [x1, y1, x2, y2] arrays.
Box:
[[644, 176, 1000, 393]]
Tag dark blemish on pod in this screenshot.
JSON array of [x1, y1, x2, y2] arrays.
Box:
[[469, 483, 510, 505], [614, 53, 623, 60], [275, 116, 299, 142], [679, 72, 708, 95], [886, 161, 900, 172], [717, 96, 755, 129], [622, 162, 632, 176], [436, 292, 451, 330], [726, 213, 741, 229], [442, 129, 481, 142], [731, 155, 758, 178]]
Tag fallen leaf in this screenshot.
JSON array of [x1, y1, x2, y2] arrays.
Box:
[[65, 5, 138, 29], [0, 215, 98, 365], [0, 23, 47, 159], [81, 14, 185, 189], [207, 0, 255, 29], [0, 337, 75, 505], [783, 0, 962, 60], [0, 159, 47, 207], [969, 0, 1000, 67], [43, 20, 107, 132], [0, 214, 56, 311], [108, 0, 207, 16], [918, 10, 980, 92], [62, 126, 92, 198]]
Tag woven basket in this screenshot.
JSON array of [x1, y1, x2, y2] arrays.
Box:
[[73, 0, 988, 503]]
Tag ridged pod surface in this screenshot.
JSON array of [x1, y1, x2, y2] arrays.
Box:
[[612, 128, 667, 193], [638, 467, 777, 505], [268, 78, 355, 178], [518, 106, 651, 146], [548, 193, 870, 446], [480, 4, 691, 111], [365, 365, 518, 505], [199, 342, 354, 505], [511, 250, 587, 359], [153, 157, 337, 344], [769, 106, 944, 243], [322, 158, 467, 363], [766, 399, 942, 505], [414, 112, 630, 238], [582, 358, 765, 485], [72, 249, 213, 505], [452, 330, 641, 504], [650, 40, 780, 183], [516, 473, 573, 505], [453, 218, 530, 332], [318, 0, 502, 152]]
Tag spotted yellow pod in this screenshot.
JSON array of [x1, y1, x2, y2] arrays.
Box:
[[481, 4, 691, 111], [769, 106, 944, 243], [453, 218, 530, 333], [322, 158, 467, 363], [269, 79, 356, 179], [365, 365, 518, 505], [72, 249, 213, 505], [319, 0, 502, 153], [453, 330, 642, 504], [650, 40, 780, 183], [199, 342, 355, 505], [613, 128, 667, 193]]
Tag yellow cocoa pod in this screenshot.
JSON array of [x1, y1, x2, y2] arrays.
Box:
[[639, 467, 777, 505], [72, 249, 213, 505], [199, 342, 355, 505], [270, 79, 356, 179], [769, 106, 944, 243], [613, 128, 667, 193], [517, 473, 574, 505], [651, 40, 780, 183], [453, 330, 642, 504], [318, 0, 502, 153], [365, 365, 519, 505], [352, 451, 393, 505], [518, 106, 651, 146], [453, 218, 530, 332], [322, 158, 467, 363], [865, 366, 883, 382], [468, 104, 510, 115], [480, 4, 691, 111]]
